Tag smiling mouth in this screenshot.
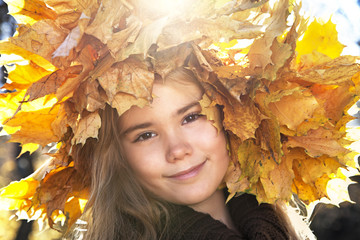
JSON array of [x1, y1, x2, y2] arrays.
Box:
[[167, 160, 207, 180]]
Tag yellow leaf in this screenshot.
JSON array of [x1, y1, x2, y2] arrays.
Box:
[[26, 65, 83, 102], [5, 105, 60, 147], [296, 19, 345, 60], [4, 0, 56, 24], [19, 143, 40, 156], [0, 178, 39, 199], [199, 94, 222, 133], [236, 139, 263, 185], [8, 62, 51, 85], [0, 41, 55, 71]]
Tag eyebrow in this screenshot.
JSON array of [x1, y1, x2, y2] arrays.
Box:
[[122, 101, 200, 136], [122, 122, 153, 136], [176, 101, 200, 115]]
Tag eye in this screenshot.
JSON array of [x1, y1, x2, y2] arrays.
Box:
[[182, 112, 204, 125], [134, 132, 157, 142]]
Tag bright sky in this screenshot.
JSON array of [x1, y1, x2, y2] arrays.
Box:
[[301, 0, 360, 56]]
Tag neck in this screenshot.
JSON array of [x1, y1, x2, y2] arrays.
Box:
[[188, 189, 236, 231]]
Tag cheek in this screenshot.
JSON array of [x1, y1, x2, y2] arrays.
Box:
[[122, 144, 163, 179], [190, 121, 226, 149]]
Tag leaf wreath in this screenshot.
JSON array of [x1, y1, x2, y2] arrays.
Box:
[[0, 0, 359, 230]]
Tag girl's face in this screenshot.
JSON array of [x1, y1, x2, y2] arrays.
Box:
[[118, 80, 230, 207]]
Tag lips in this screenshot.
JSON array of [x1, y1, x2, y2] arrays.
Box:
[[167, 160, 206, 180]]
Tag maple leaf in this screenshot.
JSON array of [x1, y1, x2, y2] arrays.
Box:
[[268, 90, 319, 131], [247, 0, 289, 71], [111, 92, 148, 117], [5, 105, 60, 147], [10, 20, 68, 67], [72, 111, 101, 145], [73, 79, 106, 113], [287, 126, 349, 158], [296, 19, 345, 61], [0, 178, 39, 210], [4, 0, 56, 24], [25, 65, 83, 102], [1, 0, 359, 230], [260, 152, 294, 202], [97, 56, 154, 102], [0, 41, 55, 71], [7, 61, 51, 85]]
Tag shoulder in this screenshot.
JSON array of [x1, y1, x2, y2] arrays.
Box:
[[165, 204, 246, 240], [227, 194, 290, 240]]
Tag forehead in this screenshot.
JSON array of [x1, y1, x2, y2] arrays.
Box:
[[119, 81, 202, 126]]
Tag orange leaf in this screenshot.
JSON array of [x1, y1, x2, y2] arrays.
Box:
[[0, 41, 55, 71], [5, 0, 56, 24], [8, 61, 51, 85], [287, 126, 348, 158], [5, 105, 60, 146], [269, 91, 319, 131]]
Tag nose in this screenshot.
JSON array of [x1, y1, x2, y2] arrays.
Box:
[[165, 130, 193, 162]]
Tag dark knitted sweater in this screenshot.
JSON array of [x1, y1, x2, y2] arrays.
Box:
[[164, 193, 290, 240]]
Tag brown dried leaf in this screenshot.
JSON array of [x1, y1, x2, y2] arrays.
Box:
[[56, 46, 97, 101], [248, 0, 288, 70], [72, 111, 101, 145], [224, 162, 249, 202], [204, 82, 264, 140], [98, 57, 153, 101], [10, 20, 68, 66], [85, 0, 129, 44], [111, 92, 148, 117], [26, 65, 83, 101], [157, 16, 263, 52], [153, 43, 193, 79], [260, 152, 294, 202], [298, 56, 360, 85], [117, 16, 169, 61], [255, 119, 282, 163], [73, 80, 106, 113], [51, 103, 69, 139], [52, 13, 91, 58]]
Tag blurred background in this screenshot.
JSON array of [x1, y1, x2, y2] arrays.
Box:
[[0, 0, 360, 239]]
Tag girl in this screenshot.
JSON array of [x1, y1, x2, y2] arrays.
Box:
[[75, 68, 298, 239]]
